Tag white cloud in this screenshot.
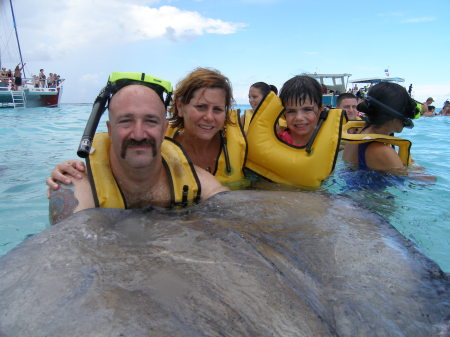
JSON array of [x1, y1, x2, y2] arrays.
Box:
[[13, 0, 245, 60], [129, 5, 246, 40], [413, 83, 450, 107], [401, 17, 436, 23], [79, 73, 100, 84]]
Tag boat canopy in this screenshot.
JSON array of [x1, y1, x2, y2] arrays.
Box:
[[303, 73, 352, 94], [350, 77, 405, 84]]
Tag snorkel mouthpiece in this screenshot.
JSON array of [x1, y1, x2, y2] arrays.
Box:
[[77, 84, 110, 158]]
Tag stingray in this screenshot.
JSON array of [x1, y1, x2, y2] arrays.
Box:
[[0, 190, 448, 336]]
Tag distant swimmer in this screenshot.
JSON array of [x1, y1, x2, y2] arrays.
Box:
[[441, 101, 450, 116], [421, 97, 434, 116], [422, 105, 436, 117]]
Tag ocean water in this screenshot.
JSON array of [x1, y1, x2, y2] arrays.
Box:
[[0, 104, 449, 272]]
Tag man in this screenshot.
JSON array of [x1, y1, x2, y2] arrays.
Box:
[[336, 92, 358, 120], [421, 97, 434, 116], [49, 81, 227, 225]]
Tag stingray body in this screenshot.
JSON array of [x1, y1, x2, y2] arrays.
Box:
[[0, 191, 448, 336]]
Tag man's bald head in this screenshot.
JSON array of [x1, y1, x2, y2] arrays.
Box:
[[108, 85, 166, 120]]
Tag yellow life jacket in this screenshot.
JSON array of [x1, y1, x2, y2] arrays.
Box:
[[86, 133, 201, 209], [242, 108, 287, 133], [166, 109, 247, 188], [245, 91, 344, 188], [242, 109, 253, 133], [341, 121, 412, 166]]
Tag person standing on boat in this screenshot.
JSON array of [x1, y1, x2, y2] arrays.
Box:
[[47, 73, 54, 88], [39, 69, 46, 88], [14, 63, 25, 90]]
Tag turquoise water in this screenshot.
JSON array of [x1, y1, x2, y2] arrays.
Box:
[[0, 105, 449, 272]]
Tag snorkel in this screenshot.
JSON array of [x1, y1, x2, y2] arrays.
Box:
[[77, 72, 173, 158], [77, 84, 110, 158]]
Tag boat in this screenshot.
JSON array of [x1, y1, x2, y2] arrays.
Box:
[[349, 75, 412, 100], [0, 0, 64, 108], [350, 77, 405, 85], [302, 73, 352, 107]]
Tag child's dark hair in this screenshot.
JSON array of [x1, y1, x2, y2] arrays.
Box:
[[279, 75, 322, 107], [356, 82, 417, 127]]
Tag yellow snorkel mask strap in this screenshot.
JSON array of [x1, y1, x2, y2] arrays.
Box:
[[108, 72, 173, 108], [76, 72, 173, 158]]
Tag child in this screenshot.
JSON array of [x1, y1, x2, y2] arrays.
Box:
[[276, 75, 323, 147]]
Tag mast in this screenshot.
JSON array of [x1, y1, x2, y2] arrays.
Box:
[[9, 0, 26, 78]]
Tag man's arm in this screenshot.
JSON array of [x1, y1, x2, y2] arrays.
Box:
[[48, 174, 94, 225], [193, 165, 229, 201]]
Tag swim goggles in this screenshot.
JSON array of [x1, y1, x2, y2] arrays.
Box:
[[366, 95, 416, 129], [77, 72, 173, 158]]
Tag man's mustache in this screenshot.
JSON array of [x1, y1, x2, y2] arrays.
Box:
[[121, 138, 157, 159]]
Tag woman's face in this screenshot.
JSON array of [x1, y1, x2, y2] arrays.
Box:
[[284, 97, 320, 144], [248, 86, 264, 110], [392, 118, 405, 133], [177, 87, 226, 141]]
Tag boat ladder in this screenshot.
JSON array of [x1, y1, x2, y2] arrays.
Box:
[[11, 90, 26, 108]]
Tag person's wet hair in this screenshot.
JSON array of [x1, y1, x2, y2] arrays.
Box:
[[279, 75, 322, 108], [357, 82, 417, 127]]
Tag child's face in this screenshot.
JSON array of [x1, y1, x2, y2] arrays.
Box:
[[284, 97, 320, 142]]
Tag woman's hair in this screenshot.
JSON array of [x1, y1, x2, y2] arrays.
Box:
[[357, 82, 417, 127], [169, 67, 234, 128], [279, 75, 322, 108], [250, 82, 278, 96]]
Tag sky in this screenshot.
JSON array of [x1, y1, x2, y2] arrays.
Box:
[[1, 0, 449, 107]]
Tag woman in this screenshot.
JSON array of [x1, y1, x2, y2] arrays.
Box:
[[241, 82, 277, 132], [47, 68, 247, 189], [342, 82, 417, 173], [167, 67, 247, 186]]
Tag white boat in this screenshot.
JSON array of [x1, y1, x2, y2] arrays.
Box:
[[0, 0, 64, 108], [350, 77, 405, 85], [303, 73, 352, 107]]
